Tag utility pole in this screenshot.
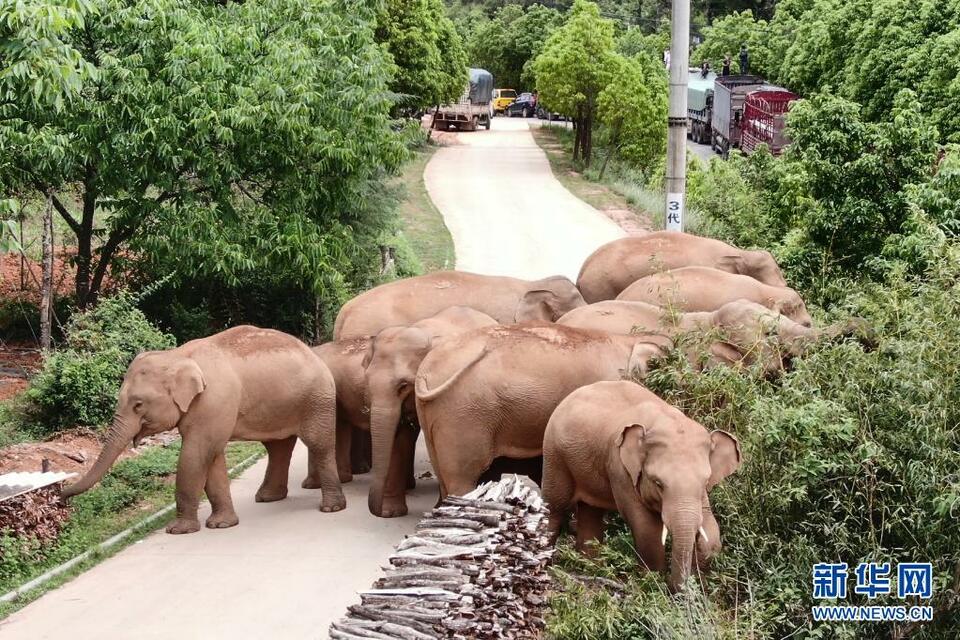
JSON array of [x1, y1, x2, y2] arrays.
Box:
[[665, 0, 689, 231]]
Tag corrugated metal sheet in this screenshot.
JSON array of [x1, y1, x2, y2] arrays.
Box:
[[0, 471, 76, 502]]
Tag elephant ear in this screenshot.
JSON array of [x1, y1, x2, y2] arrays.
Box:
[[626, 341, 668, 379], [515, 290, 558, 323], [707, 430, 741, 490], [716, 255, 745, 275], [169, 360, 206, 413], [616, 424, 648, 488]]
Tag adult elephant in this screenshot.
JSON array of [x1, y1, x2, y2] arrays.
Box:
[[312, 337, 373, 484], [559, 299, 871, 373], [62, 326, 344, 534], [616, 267, 813, 327], [576, 232, 787, 303], [333, 271, 585, 339], [414, 324, 672, 500], [366, 306, 497, 517]]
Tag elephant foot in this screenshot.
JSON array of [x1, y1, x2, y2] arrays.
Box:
[[166, 518, 201, 535], [206, 511, 239, 529], [337, 471, 354, 484], [378, 497, 408, 518], [319, 491, 347, 513], [406, 475, 416, 490], [255, 486, 289, 502], [302, 475, 325, 489], [351, 461, 371, 475]]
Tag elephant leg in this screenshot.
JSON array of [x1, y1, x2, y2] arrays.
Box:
[[300, 396, 346, 513], [256, 436, 296, 502], [204, 451, 239, 529], [575, 502, 607, 555], [431, 423, 493, 499], [378, 422, 418, 517], [329, 418, 353, 485], [541, 461, 575, 545], [167, 438, 217, 534], [351, 427, 372, 475], [404, 421, 419, 490]]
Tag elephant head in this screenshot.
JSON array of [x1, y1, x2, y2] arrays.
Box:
[[365, 326, 431, 517], [717, 250, 788, 288], [62, 353, 205, 498], [515, 276, 586, 323], [617, 421, 741, 591]]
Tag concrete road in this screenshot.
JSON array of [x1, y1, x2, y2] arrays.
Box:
[[687, 138, 716, 165], [1, 116, 624, 640], [0, 445, 440, 639], [425, 116, 624, 281]]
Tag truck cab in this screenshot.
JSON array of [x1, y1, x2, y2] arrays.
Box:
[[492, 89, 517, 114]]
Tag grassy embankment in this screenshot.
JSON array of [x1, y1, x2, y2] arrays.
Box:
[[0, 440, 263, 617], [394, 142, 455, 273], [530, 124, 659, 230]]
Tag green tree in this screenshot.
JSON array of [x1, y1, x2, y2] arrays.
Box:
[[596, 52, 667, 175], [533, 0, 618, 165], [377, 0, 468, 111], [694, 9, 770, 76], [465, 4, 563, 90], [0, 0, 407, 309]]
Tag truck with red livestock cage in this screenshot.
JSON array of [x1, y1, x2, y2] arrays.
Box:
[[741, 88, 799, 155], [709, 75, 765, 158]]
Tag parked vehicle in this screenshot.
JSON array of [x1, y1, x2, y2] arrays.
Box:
[[740, 89, 798, 155], [687, 70, 716, 144], [434, 68, 494, 132], [505, 93, 537, 118], [710, 75, 765, 158], [492, 88, 517, 114]]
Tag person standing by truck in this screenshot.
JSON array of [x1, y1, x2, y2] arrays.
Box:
[[739, 45, 750, 74], [722, 54, 732, 76]]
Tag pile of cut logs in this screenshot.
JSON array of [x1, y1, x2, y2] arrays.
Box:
[[329, 475, 554, 639]]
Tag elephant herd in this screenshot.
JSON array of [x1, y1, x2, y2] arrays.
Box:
[[62, 231, 871, 589]]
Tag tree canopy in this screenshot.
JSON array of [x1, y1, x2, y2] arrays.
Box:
[[376, 0, 468, 111], [1, 0, 408, 309]]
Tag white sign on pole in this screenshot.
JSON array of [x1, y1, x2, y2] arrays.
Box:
[[666, 192, 684, 231]]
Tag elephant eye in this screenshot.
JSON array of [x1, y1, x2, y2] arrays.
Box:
[[133, 401, 143, 412], [654, 479, 664, 489], [396, 381, 409, 392]]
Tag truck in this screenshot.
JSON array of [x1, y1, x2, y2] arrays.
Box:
[[709, 75, 765, 157], [433, 68, 493, 132], [740, 89, 799, 155], [687, 70, 716, 144]]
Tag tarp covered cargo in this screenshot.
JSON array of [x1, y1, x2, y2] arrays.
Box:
[[468, 68, 494, 104], [687, 70, 716, 112]]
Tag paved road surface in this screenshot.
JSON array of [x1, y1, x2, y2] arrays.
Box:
[[1, 116, 624, 639], [426, 117, 624, 281], [687, 139, 716, 165]]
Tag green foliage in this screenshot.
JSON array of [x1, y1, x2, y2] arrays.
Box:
[[20, 291, 174, 434], [694, 10, 770, 76], [2, 0, 409, 309], [465, 3, 563, 90], [533, 0, 618, 165], [376, 0, 468, 111], [596, 52, 666, 169], [616, 24, 668, 61]]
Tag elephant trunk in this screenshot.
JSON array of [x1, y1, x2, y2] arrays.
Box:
[[61, 413, 137, 498], [367, 402, 402, 517], [664, 501, 703, 592]]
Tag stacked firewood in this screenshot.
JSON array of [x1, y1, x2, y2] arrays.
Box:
[[0, 485, 70, 542], [329, 475, 554, 640]]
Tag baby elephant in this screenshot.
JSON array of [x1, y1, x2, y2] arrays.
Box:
[[62, 325, 345, 534], [543, 381, 740, 590]]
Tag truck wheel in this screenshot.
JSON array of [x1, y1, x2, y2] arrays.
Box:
[[523, 107, 530, 118], [483, 117, 491, 130]]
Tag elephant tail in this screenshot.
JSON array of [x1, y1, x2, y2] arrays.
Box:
[[415, 346, 489, 402]]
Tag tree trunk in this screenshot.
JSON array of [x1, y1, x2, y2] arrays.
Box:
[[572, 106, 583, 162], [39, 194, 54, 349], [583, 96, 595, 167], [599, 124, 621, 180]]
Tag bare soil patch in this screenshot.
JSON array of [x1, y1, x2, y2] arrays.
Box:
[[0, 429, 179, 475]]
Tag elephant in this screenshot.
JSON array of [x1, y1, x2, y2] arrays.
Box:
[[558, 298, 869, 374], [312, 337, 373, 484], [62, 326, 345, 534], [616, 266, 813, 327], [333, 271, 585, 339], [414, 323, 673, 500], [542, 381, 740, 591], [366, 306, 498, 518], [576, 232, 787, 303]]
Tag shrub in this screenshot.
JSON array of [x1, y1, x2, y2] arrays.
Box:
[[20, 291, 174, 435]]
